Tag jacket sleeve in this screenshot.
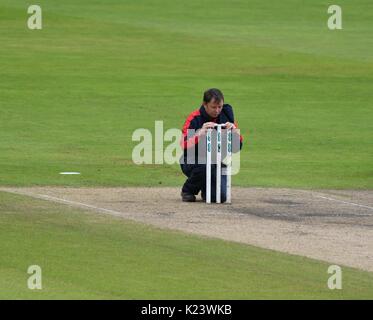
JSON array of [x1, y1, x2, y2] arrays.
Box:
[[224, 104, 243, 153], [180, 111, 201, 150]]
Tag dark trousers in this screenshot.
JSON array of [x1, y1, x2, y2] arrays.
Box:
[[180, 163, 227, 203]]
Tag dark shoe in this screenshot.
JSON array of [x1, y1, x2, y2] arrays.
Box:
[[181, 192, 196, 202]]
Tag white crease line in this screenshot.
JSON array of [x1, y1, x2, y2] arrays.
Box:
[[2, 189, 126, 218], [3, 188, 373, 215], [315, 195, 373, 211], [295, 189, 373, 212], [37, 194, 126, 216]]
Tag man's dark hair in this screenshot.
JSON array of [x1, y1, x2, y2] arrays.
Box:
[[203, 88, 224, 104]]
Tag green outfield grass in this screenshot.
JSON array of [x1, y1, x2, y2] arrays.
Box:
[[0, 0, 372, 189], [1, 191, 372, 299]]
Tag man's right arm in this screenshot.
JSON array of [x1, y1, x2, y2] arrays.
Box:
[[181, 111, 200, 150]]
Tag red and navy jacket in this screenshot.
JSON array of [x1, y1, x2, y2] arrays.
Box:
[[180, 104, 243, 163]]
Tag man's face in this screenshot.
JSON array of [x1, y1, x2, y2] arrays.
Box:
[[203, 99, 223, 118]]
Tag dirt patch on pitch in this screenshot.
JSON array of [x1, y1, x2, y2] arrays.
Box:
[[1, 187, 372, 272]]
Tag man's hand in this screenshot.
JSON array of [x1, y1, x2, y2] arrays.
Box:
[[198, 122, 217, 136], [197, 122, 237, 137], [224, 122, 237, 130]]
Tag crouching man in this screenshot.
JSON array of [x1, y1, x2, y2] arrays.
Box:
[[180, 88, 243, 202]]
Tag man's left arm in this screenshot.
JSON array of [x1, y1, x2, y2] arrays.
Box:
[[223, 104, 243, 153]]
